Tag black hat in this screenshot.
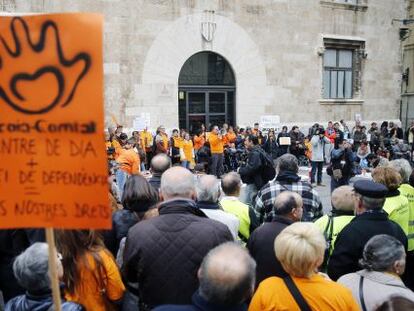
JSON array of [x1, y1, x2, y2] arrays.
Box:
[[353, 180, 388, 198], [119, 133, 128, 140]]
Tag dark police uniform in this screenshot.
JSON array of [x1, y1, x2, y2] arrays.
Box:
[[328, 180, 408, 281]]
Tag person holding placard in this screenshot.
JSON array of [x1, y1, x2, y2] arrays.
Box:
[[277, 126, 290, 157]]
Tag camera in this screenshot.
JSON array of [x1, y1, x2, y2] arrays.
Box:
[[107, 147, 115, 155]]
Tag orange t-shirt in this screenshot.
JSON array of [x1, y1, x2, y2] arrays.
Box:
[[140, 130, 153, 151], [181, 140, 195, 163], [116, 149, 140, 175], [65, 249, 125, 311], [111, 139, 122, 159], [162, 134, 169, 150], [209, 133, 224, 154], [193, 135, 205, 151], [249, 275, 359, 311], [225, 132, 236, 144]]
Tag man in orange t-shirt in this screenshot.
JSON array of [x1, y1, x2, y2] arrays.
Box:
[[209, 125, 224, 178], [116, 138, 140, 197]]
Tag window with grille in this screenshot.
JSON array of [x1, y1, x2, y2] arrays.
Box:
[[323, 49, 353, 99]]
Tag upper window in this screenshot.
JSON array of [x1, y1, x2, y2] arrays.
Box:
[[178, 52, 235, 86], [321, 37, 366, 100], [320, 0, 368, 11], [334, 0, 357, 4], [323, 49, 353, 99]]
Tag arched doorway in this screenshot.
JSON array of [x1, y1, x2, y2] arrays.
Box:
[[178, 52, 236, 133]]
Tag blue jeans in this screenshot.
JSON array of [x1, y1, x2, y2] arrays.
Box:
[[311, 161, 323, 184], [181, 160, 190, 169], [116, 169, 128, 199]]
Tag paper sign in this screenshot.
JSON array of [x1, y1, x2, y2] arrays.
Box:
[[260, 115, 280, 134], [279, 137, 291, 146], [0, 14, 109, 229], [133, 113, 150, 131]]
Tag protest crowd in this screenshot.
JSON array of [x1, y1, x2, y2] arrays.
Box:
[[2, 119, 414, 311]]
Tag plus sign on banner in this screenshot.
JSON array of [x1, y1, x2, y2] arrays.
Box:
[[0, 14, 109, 229]]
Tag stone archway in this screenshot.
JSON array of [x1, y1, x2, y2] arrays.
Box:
[[134, 12, 271, 128]]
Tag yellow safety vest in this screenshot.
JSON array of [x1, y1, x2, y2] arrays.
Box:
[[383, 193, 410, 239], [220, 197, 251, 241], [398, 184, 414, 251], [315, 214, 354, 255]]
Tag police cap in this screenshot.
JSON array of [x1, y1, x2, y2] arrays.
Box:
[[353, 180, 388, 198]]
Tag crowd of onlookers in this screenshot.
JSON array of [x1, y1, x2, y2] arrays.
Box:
[[1, 119, 414, 310]]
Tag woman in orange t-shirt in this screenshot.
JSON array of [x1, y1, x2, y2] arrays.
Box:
[[249, 222, 359, 311], [193, 129, 206, 151], [56, 230, 125, 311], [180, 133, 195, 169]]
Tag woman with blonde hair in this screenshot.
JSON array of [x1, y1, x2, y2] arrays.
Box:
[[249, 222, 359, 311], [372, 166, 410, 235], [55, 230, 125, 311]]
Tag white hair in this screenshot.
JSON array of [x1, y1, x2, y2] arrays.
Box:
[[389, 159, 412, 183], [161, 167, 196, 199], [13, 242, 50, 291], [196, 175, 221, 203]]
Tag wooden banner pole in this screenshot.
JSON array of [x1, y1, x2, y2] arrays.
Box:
[[45, 228, 62, 311]]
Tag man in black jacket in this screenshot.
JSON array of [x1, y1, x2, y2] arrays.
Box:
[[122, 167, 233, 310], [328, 180, 408, 281], [239, 135, 266, 206], [247, 191, 303, 287]]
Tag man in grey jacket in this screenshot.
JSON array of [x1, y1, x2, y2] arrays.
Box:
[[310, 127, 331, 186]]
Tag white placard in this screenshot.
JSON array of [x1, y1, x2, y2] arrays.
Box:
[[260, 115, 281, 134], [133, 113, 151, 131], [279, 137, 291, 146]]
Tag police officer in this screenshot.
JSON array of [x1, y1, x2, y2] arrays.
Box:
[[328, 180, 408, 281]]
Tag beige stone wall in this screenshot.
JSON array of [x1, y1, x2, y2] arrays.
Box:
[[2, 0, 406, 130]]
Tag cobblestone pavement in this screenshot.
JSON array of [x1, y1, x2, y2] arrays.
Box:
[[298, 166, 332, 215]]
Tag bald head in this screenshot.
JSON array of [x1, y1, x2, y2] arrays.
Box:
[[331, 186, 354, 212], [274, 191, 303, 220], [198, 242, 256, 306], [151, 154, 171, 175], [221, 172, 241, 196], [197, 175, 220, 203], [160, 167, 195, 200]]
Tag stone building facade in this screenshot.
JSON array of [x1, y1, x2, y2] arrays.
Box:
[[1, 0, 407, 131], [402, 0, 414, 129]]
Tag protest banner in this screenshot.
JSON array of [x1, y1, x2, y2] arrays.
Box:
[[0, 14, 105, 310], [260, 115, 280, 134]]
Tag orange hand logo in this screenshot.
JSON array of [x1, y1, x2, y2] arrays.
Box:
[[0, 17, 91, 114]]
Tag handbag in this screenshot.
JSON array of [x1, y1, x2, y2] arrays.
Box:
[[332, 168, 343, 180], [359, 276, 368, 311], [283, 275, 312, 311]]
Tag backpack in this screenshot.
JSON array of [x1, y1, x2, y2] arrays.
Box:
[[257, 148, 276, 184]]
